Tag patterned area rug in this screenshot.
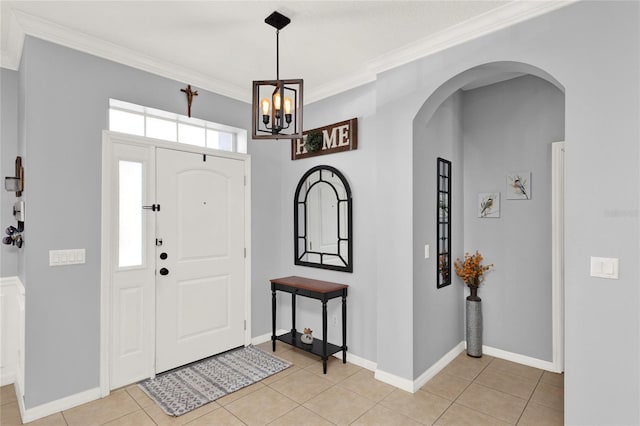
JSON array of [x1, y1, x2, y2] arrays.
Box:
[[139, 345, 290, 416]]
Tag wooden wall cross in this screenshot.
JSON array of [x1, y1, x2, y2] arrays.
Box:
[[180, 84, 198, 117]]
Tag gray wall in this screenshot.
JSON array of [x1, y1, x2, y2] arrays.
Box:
[[413, 91, 465, 376], [248, 138, 288, 340], [1, 69, 19, 277], [259, 83, 380, 364], [462, 75, 565, 361], [18, 37, 252, 408], [7, 1, 640, 424], [374, 1, 639, 424]]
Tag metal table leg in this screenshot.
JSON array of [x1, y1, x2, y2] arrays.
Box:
[[271, 286, 276, 351], [342, 292, 347, 363], [291, 293, 297, 338], [322, 298, 328, 374]]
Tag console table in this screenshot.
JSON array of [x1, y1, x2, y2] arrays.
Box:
[[270, 276, 348, 374]]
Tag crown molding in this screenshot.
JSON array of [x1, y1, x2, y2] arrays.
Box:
[[307, 1, 577, 102], [305, 69, 376, 105], [367, 0, 578, 75], [2, 2, 577, 103], [2, 10, 249, 102]]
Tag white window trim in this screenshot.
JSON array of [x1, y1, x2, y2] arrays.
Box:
[[109, 99, 247, 154]]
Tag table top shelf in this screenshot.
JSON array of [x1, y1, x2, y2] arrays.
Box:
[[270, 276, 348, 294], [270, 276, 348, 301], [275, 331, 343, 358]]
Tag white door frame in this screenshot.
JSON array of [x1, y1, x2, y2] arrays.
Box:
[[551, 141, 565, 373], [99, 131, 252, 396]]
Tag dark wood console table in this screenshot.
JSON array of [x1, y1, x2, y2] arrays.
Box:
[[270, 276, 348, 374]]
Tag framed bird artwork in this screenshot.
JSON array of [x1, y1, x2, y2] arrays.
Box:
[[478, 192, 500, 218], [506, 171, 531, 200]]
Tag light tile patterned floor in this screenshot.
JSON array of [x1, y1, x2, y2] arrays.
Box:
[[0, 343, 563, 425]]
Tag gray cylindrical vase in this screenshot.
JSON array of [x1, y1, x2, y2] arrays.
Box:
[[466, 293, 483, 357]]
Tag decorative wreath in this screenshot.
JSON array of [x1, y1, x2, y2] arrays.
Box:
[[305, 131, 323, 152]]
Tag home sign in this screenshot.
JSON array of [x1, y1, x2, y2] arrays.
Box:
[[291, 118, 358, 160]]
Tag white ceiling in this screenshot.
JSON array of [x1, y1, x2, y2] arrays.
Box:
[[0, 1, 571, 103]]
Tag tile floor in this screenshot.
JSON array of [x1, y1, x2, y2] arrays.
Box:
[[0, 342, 563, 425]]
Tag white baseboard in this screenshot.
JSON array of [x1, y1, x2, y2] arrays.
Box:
[[374, 369, 414, 393], [253, 334, 558, 395], [413, 341, 465, 392], [0, 276, 22, 387], [376, 341, 466, 394], [20, 386, 102, 424], [333, 351, 377, 371], [251, 329, 288, 346], [482, 345, 558, 372], [16, 381, 26, 423], [410, 341, 556, 394]]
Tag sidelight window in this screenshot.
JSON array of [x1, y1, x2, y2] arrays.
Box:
[[118, 160, 143, 268]]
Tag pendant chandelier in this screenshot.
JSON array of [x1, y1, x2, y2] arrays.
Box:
[[252, 11, 303, 140]]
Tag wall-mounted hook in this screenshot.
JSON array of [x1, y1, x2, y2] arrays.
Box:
[[4, 156, 24, 197]]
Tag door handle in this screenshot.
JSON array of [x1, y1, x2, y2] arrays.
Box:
[[159, 267, 169, 276]]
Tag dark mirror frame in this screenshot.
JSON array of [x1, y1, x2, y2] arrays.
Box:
[[437, 157, 452, 288], [294, 165, 353, 273]]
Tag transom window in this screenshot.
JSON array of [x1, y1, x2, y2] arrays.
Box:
[[109, 99, 247, 154]]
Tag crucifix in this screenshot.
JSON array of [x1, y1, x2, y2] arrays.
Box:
[[180, 84, 198, 117]]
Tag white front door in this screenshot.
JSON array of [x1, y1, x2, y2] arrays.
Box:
[[155, 148, 246, 373], [104, 133, 249, 391]]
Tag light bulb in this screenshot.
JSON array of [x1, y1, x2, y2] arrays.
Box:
[[260, 98, 270, 115], [284, 97, 293, 114], [273, 92, 281, 111]]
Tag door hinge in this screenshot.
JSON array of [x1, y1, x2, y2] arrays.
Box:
[[203, 154, 207, 162], [244, 175, 247, 186], [244, 320, 246, 330], [244, 248, 247, 258], [143, 204, 161, 212]]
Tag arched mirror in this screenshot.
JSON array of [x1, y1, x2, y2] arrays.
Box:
[[294, 165, 352, 272]]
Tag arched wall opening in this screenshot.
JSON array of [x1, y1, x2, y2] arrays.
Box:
[[412, 62, 565, 377]]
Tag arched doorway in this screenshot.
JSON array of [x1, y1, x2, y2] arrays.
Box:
[[413, 62, 565, 375]]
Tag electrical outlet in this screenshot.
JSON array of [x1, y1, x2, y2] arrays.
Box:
[[332, 315, 337, 326]]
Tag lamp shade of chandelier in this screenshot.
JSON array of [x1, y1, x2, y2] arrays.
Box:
[[252, 11, 303, 140]]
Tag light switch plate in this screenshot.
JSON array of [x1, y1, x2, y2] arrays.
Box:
[[590, 256, 619, 279], [50, 249, 86, 266]]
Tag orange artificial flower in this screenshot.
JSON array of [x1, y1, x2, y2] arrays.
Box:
[[453, 251, 493, 288]]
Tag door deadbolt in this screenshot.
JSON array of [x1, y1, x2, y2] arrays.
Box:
[[159, 267, 169, 276], [160, 252, 168, 260]]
